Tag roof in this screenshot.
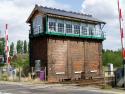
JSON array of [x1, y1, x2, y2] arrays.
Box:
[[27, 5, 105, 24]]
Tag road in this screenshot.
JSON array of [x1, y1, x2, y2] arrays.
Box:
[[0, 82, 123, 94]]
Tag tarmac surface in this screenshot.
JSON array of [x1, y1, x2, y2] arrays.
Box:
[[0, 81, 124, 94]]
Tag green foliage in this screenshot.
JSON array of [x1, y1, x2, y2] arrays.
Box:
[[10, 42, 14, 56], [0, 38, 5, 55], [1, 73, 8, 81], [102, 49, 123, 68], [11, 54, 29, 68], [0, 63, 5, 67], [28, 42, 29, 53], [101, 84, 112, 89], [16, 40, 23, 53], [23, 40, 27, 53]]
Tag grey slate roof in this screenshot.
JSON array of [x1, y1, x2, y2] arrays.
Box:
[[27, 5, 105, 24]]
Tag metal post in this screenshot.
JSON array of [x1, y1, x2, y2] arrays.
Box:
[[31, 67, 33, 79], [19, 67, 21, 81], [45, 67, 46, 80]]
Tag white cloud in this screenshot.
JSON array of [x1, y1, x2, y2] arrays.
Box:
[[82, 0, 125, 50], [1, 0, 124, 50], [0, 0, 71, 45]]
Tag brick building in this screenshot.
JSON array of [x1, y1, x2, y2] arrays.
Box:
[[27, 5, 106, 82]]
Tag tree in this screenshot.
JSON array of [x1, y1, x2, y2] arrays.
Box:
[[10, 42, 14, 56], [102, 49, 123, 68], [28, 42, 29, 53], [23, 40, 27, 53], [11, 54, 29, 81], [16, 40, 23, 54], [0, 38, 5, 55]]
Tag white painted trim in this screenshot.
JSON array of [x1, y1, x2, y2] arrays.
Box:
[[90, 70, 97, 73], [74, 71, 82, 73], [56, 72, 65, 74]]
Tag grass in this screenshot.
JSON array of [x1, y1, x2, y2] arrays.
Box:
[[101, 84, 112, 89]]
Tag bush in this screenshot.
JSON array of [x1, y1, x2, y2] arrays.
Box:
[[1, 73, 8, 81], [101, 84, 112, 89]]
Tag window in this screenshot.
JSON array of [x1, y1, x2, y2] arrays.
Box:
[[74, 25, 80, 34], [95, 24, 101, 36], [49, 22, 56, 31], [66, 24, 72, 34], [89, 27, 94, 35], [81, 26, 87, 35], [58, 23, 64, 33], [38, 25, 41, 33], [33, 15, 42, 34]]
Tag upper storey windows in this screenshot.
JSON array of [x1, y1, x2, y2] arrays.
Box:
[[49, 22, 56, 31], [33, 15, 43, 34], [66, 24, 72, 34], [74, 24, 80, 34], [48, 17, 103, 38], [30, 16, 104, 39], [58, 23, 64, 33], [81, 24, 88, 35]]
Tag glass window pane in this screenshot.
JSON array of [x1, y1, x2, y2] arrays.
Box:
[[89, 26, 94, 35], [58, 23, 64, 33], [81, 26, 87, 35], [49, 22, 56, 31], [33, 15, 42, 34], [74, 25, 80, 34], [66, 24, 72, 34]]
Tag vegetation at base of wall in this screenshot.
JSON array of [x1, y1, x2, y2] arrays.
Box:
[[102, 49, 123, 68], [0, 63, 5, 67], [0, 73, 9, 81], [101, 84, 112, 89], [11, 53, 30, 77], [11, 54, 29, 68]]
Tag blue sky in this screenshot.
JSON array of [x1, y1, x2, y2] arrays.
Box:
[[0, 0, 125, 50], [57, 0, 83, 11]]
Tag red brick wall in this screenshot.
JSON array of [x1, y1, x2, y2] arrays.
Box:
[[47, 37, 68, 82], [84, 41, 102, 78], [47, 37, 103, 82]]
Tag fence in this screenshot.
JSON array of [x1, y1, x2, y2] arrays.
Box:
[[104, 71, 116, 87]]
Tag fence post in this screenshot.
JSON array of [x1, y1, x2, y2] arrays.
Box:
[[45, 67, 46, 80]]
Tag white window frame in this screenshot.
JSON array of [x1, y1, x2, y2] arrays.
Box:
[[74, 24, 80, 35], [81, 23, 88, 36], [65, 21, 72, 34], [58, 23, 64, 33], [95, 24, 101, 37], [48, 18, 56, 32], [33, 15, 43, 35], [88, 24, 95, 36]]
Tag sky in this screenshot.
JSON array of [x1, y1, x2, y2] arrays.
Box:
[[0, 0, 125, 50]]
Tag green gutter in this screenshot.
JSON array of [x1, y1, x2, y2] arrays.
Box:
[[46, 31, 105, 40]]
